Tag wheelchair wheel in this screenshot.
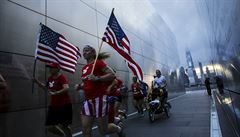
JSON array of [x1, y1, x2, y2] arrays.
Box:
[[164, 105, 170, 118], [148, 110, 155, 123]]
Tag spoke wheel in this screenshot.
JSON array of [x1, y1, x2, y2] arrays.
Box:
[[148, 110, 155, 123]]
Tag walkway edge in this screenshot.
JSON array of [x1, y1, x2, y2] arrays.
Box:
[[211, 92, 223, 137]]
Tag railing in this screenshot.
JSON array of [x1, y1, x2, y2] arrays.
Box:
[[224, 88, 240, 95], [215, 88, 240, 137]]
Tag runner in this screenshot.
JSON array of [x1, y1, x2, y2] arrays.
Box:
[[34, 62, 72, 137], [75, 45, 124, 137]]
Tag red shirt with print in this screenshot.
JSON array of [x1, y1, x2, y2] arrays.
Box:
[[47, 74, 71, 106], [81, 60, 108, 100], [131, 82, 142, 97], [108, 79, 122, 97]]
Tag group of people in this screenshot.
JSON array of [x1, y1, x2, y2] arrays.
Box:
[[33, 45, 169, 137], [34, 45, 125, 137], [204, 76, 224, 96]]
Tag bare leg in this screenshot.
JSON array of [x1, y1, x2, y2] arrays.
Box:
[[133, 99, 139, 112], [81, 115, 94, 137], [96, 116, 119, 135], [114, 101, 121, 117], [122, 96, 128, 113], [138, 99, 144, 115]]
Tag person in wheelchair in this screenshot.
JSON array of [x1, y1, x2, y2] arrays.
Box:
[[151, 69, 170, 109]]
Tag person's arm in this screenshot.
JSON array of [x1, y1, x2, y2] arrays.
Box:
[[88, 65, 115, 81], [51, 84, 69, 95], [140, 85, 144, 95], [33, 78, 48, 90], [151, 80, 154, 89], [145, 83, 149, 91], [162, 77, 167, 88], [99, 65, 115, 81], [106, 79, 117, 94]]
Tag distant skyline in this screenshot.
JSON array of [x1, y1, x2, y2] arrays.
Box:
[[150, 0, 212, 67]]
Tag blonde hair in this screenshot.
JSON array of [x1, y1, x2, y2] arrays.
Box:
[[83, 45, 111, 60], [97, 52, 111, 60]]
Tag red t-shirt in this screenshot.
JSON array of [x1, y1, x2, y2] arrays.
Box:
[[47, 74, 71, 106], [131, 82, 142, 97], [108, 79, 122, 97], [81, 60, 108, 100]]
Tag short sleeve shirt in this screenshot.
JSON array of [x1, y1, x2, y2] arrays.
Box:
[[47, 74, 71, 106], [153, 75, 166, 88], [81, 60, 107, 100], [131, 82, 142, 97], [108, 79, 123, 97]]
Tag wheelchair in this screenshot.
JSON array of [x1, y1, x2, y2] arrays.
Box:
[[147, 87, 170, 123]]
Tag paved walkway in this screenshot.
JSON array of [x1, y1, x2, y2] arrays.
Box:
[[89, 90, 211, 137]]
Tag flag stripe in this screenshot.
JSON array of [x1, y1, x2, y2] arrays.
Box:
[[38, 44, 77, 66], [102, 11, 143, 80], [121, 40, 131, 55], [106, 27, 131, 56], [106, 27, 125, 52], [59, 37, 80, 54], [58, 40, 80, 59], [105, 28, 137, 64], [127, 61, 143, 82], [35, 24, 80, 73], [57, 43, 79, 60], [37, 51, 76, 70], [104, 32, 110, 43], [124, 35, 130, 43], [106, 41, 143, 80], [104, 32, 112, 44], [55, 46, 78, 62], [122, 38, 130, 54], [36, 56, 75, 72], [37, 51, 75, 71]]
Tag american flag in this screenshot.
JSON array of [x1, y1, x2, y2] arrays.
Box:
[[102, 10, 143, 81], [35, 24, 81, 73]]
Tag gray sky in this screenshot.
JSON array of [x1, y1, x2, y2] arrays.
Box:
[[151, 0, 211, 67], [99, 0, 212, 67]]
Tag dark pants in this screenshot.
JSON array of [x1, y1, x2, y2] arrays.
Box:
[[206, 87, 211, 96], [217, 87, 224, 94], [46, 104, 72, 126]]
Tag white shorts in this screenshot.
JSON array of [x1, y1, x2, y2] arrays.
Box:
[[81, 95, 108, 118]]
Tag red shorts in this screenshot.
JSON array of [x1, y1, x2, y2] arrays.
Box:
[[81, 95, 108, 118]]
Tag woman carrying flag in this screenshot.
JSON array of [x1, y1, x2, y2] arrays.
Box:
[[75, 45, 124, 137]]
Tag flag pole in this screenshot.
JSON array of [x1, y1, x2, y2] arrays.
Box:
[[31, 59, 37, 93], [90, 8, 114, 75], [90, 40, 104, 75], [32, 23, 42, 93]]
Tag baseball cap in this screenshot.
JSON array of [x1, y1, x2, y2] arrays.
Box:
[[46, 62, 60, 69]]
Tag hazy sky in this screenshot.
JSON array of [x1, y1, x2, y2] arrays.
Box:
[[150, 0, 211, 67], [99, 0, 212, 67]]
